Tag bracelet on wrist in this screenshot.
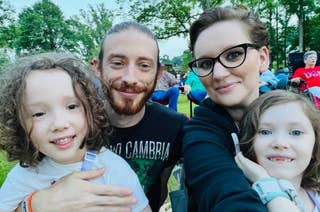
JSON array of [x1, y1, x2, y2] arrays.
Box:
[[22, 191, 37, 212], [278, 179, 305, 211], [252, 177, 290, 204]]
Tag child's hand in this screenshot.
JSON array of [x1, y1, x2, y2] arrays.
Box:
[[235, 152, 270, 183]]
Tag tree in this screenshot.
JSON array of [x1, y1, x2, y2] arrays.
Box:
[[177, 50, 192, 74], [0, 0, 17, 48], [279, 0, 315, 51], [304, 10, 320, 51], [0, 49, 10, 75], [14, 0, 67, 54], [66, 3, 113, 61], [160, 55, 172, 65], [0, 0, 14, 26], [116, 0, 222, 40]]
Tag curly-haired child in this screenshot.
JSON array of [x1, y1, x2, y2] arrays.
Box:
[[0, 52, 151, 212]]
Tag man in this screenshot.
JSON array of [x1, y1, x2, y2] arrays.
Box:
[[27, 21, 187, 212], [291, 50, 320, 96], [151, 67, 180, 111]]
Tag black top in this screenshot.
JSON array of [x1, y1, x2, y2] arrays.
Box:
[[110, 101, 188, 211], [183, 98, 267, 211]]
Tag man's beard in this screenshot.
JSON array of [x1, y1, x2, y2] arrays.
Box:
[[104, 79, 156, 115]]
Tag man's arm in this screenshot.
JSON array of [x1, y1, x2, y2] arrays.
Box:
[[17, 168, 136, 212]]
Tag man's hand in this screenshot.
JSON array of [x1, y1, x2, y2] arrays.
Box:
[[235, 152, 269, 183], [290, 78, 301, 86], [31, 168, 136, 212], [184, 85, 191, 94], [259, 81, 268, 87]]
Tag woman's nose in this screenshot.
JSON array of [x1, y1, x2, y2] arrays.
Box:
[[212, 62, 230, 79]]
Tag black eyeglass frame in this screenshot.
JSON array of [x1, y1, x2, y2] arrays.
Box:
[[188, 43, 261, 77]]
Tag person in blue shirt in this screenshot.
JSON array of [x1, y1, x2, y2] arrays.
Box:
[[184, 70, 207, 103]]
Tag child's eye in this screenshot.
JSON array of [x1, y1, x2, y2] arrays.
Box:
[[289, 130, 304, 136], [67, 103, 79, 110], [32, 112, 45, 118], [258, 129, 272, 135]]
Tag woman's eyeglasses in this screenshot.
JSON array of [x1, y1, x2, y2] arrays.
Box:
[[188, 43, 260, 77]]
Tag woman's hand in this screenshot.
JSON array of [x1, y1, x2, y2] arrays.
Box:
[[235, 152, 269, 183]]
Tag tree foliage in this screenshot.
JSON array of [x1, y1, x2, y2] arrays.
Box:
[[1, 0, 320, 70], [117, 0, 202, 39], [0, 0, 14, 26], [0, 49, 9, 75], [279, 0, 315, 51], [116, 0, 320, 69], [15, 0, 67, 54], [0, 0, 17, 48], [1, 0, 113, 62], [66, 3, 113, 61]]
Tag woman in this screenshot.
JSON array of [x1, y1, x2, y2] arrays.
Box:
[[183, 6, 284, 211]]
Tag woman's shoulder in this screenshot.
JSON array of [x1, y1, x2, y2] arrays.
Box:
[[191, 98, 230, 124], [183, 98, 236, 143]]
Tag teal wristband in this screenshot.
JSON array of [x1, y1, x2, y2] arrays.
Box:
[[252, 177, 290, 204], [278, 179, 305, 211]]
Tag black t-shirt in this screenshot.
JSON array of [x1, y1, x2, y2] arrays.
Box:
[[109, 101, 187, 211]]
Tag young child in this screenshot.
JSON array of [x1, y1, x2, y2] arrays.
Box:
[[0, 52, 150, 212], [235, 90, 320, 212]]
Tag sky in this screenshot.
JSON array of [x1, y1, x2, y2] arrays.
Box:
[[10, 0, 189, 58]]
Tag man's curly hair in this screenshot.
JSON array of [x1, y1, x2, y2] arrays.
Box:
[[0, 52, 112, 167]]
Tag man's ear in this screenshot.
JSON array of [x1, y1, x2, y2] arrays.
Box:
[[258, 46, 270, 74], [91, 58, 101, 77], [157, 65, 165, 79]]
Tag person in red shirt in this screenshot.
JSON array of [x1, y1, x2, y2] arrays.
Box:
[[291, 50, 320, 96]]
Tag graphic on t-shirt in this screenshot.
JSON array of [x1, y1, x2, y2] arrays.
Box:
[[110, 140, 170, 161], [127, 159, 163, 193], [110, 140, 171, 193], [303, 70, 320, 79]]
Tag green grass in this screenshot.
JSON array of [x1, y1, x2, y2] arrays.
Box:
[[0, 151, 16, 186], [178, 93, 197, 117]]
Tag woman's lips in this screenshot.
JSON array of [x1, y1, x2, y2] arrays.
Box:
[[216, 82, 237, 93]]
